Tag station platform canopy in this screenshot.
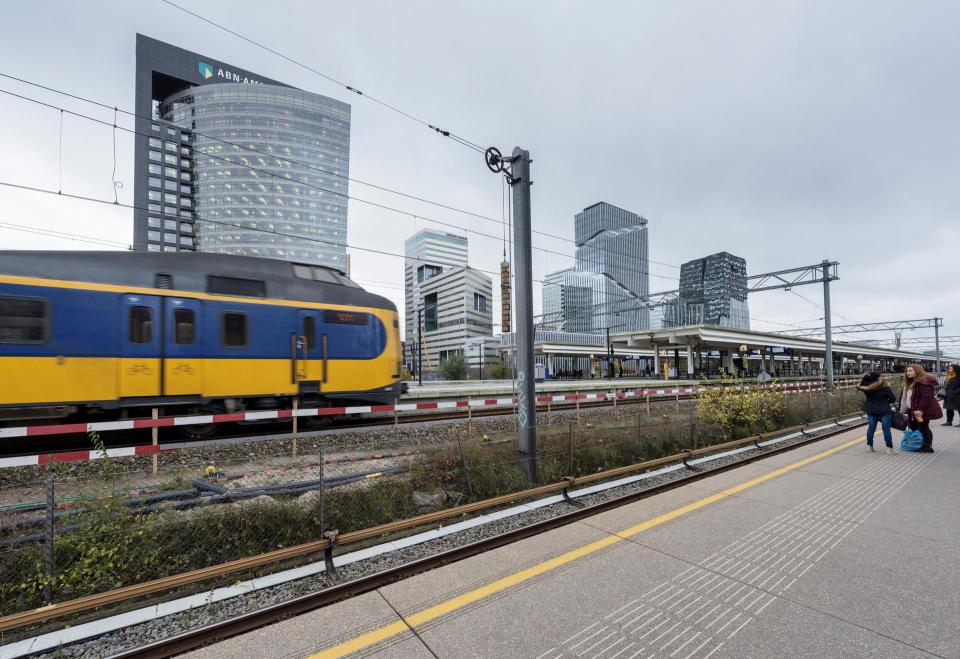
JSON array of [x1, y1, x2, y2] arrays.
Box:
[[609, 324, 955, 363]]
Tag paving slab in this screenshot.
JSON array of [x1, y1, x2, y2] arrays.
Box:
[[186, 425, 959, 658], [379, 520, 608, 616], [411, 539, 690, 658], [717, 594, 933, 658], [181, 590, 414, 659], [625, 495, 788, 565], [712, 467, 845, 510], [785, 522, 960, 658], [570, 481, 735, 536]]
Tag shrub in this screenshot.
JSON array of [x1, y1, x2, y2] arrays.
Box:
[[440, 353, 469, 380], [487, 360, 509, 380], [697, 381, 785, 439]]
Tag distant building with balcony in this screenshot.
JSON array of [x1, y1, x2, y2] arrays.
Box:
[[403, 229, 494, 375]]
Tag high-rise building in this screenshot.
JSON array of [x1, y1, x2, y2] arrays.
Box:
[[669, 252, 750, 328], [133, 35, 351, 269], [541, 202, 650, 333], [403, 229, 494, 374]]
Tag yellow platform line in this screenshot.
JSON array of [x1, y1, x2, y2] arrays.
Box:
[[309, 434, 864, 658]]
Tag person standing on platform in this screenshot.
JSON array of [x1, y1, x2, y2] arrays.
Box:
[[942, 364, 960, 426], [858, 372, 896, 453], [899, 364, 943, 453]]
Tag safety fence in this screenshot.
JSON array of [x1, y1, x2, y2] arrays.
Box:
[[0, 384, 864, 626], [0, 380, 859, 471]]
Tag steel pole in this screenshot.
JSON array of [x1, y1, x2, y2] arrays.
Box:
[[510, 147, 537, 484], [417, 307, 422, 387], [935, 317, 941, 374], [822, 260, 834, 388]]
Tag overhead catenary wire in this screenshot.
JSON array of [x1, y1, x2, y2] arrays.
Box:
[[0, 82, 681, 285], [0, 178, 518, 282], [0, 74, 682, 275], [0, 72, 568, 246], [0, 221, 130, 249], [156, 0, 488, 153]]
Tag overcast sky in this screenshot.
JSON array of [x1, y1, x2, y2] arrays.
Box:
[[0, 0, 957, 351]]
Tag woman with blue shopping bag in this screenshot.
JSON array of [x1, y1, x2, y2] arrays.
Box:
[[857, 372, 896, 453], [898, 364, 943, 453]]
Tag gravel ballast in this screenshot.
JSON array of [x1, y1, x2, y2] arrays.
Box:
[[15, 418, 863, 659]]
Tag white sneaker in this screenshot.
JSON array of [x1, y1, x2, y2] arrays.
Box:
[[866, 445, 875, 452], [885, 447, 893, 455]]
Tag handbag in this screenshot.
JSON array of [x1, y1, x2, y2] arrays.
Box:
[[900, 429, 924, 452], [891, 412, 909, 431]]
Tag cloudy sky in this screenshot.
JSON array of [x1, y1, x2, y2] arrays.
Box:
[[0, 0, 957, 351]]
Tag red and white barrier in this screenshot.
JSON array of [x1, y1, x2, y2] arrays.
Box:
[[0, 381, 850, 468]]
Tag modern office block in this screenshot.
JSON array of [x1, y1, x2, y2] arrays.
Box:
[[134, 34, 350, 269]]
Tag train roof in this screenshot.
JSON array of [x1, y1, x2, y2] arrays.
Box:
[[0, 251, 396, 311]]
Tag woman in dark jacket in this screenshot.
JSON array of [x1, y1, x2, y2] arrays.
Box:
[[858, 372, 896, 453], [899, 363, 943, 453], [942, 364, 960, 426]]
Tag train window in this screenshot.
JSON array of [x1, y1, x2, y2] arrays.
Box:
[[208, 276, 266, 298], [174, 309, 195, 344], [311, 268, 338, 284], [128, 306, 153, 344], [292, 264, 312, 280], [222, 313, 248, 348], [0, 296, 48, 343], [303, 316, 316, 349]]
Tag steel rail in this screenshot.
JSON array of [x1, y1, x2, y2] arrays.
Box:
[[0, 379, 858, 460], [0, 411, 862, 635], [109, 415, 866, 659]]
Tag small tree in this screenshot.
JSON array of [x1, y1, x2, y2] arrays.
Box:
[[440, 353, 469, 380], [487, 360, 509, 380]]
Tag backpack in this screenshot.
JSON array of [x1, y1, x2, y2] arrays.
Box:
[[900, 429, 924, 452]]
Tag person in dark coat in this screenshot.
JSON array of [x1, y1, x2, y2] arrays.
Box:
[[899, 363, 943, 453], [943, 363, 960, 426], [858, 372, 896, 453]]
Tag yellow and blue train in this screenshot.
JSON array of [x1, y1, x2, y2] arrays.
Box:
[[0, 251, 402, 431]]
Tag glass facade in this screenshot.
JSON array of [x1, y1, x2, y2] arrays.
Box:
[[541, 202, 650, 333], [158, 83, 351, 268], [667, 252, 750, 329]]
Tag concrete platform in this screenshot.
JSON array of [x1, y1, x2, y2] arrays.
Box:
[[186, 423, 959, 659]]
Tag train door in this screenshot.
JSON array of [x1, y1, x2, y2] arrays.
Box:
[[163, 297, 203, 396], [294, 310, 324, 394], [118, 294, 162, 398]]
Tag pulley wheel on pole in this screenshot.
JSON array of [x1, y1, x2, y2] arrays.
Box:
[[485, 147, 504, 174]]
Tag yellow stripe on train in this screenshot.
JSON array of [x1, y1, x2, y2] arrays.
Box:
[[0, 356, 397, 405]]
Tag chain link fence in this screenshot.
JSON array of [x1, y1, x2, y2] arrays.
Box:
[[0, 383, 866, 621]]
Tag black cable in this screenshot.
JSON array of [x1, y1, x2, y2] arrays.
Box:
[[0, 84, 680, 284], [0, 75, 683, 276], [157, 0, 487, 156], [0, 221, 130, 249], [0, 72, 511, 236], [0, 178, 522, 282]]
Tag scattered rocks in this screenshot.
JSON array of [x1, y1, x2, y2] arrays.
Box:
[[412, 489, 448, 508], [297, 490, 323, 512], [31, 425, 847, 659], [230, 495, 279, 511]]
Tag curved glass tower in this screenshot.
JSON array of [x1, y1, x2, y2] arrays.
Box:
[[160, 83, 351, 269]]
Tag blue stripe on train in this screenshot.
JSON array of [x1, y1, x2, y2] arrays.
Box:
[[0, 283, 387, 360]]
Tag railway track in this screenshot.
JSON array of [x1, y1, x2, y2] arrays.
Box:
[[0, 413, 866, 657], [0, 392, 700, 459]]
